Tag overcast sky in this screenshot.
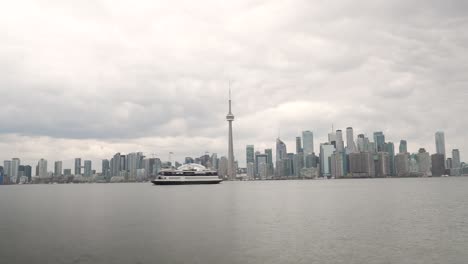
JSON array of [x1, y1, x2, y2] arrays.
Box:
[[1, 0, 467, 170]]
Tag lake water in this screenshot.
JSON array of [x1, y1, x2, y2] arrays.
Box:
[[1, 178, 468, 264]]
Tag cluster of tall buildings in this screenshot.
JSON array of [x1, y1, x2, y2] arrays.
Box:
[[244, 129, 466, 180]]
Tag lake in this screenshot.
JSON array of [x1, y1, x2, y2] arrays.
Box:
[[1, 178, 468, 264]]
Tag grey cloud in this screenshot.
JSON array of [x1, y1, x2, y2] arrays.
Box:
[[1, 0, 468, 165]]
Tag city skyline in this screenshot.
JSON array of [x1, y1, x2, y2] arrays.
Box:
[[1, 1, 468, 171], [1, 127, 464, 174]]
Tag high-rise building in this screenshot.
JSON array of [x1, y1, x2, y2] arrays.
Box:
[[64, 169, 72, 177], [385, 142, 395, 176], [346, 127, 357, 153], [83, 160, 92, 177], [54, 161, 62, 177], [452, 149, 461, 176], [102, 159, 110, 179], [349, 152, 375, 177], [24, 165, 32, 181], [3, 160, 12, 177], [74, 158, 81, 175], [218, 156, 228, 178], [246, 145, 255, 165], [376, 152, 390, 177], [255, 154, 268, 179], [127, 152, 144, 180], [416, 148, 431, 177], [11, 158, 20, 179], [373, 132, 385, 152], [320, 143, 335, 177], [335, 130, 345, 153], [296, 137, 303, 154], [431, 153, 445, 176], [395, 153, 410, 177], [226, 88, 236, 180], [38, 159, 48, 178], [399, 140, 408, 153], [331, 152, 345, 178], [435, 131, 446, 158], [302, 131, 314, 155], [276, 138, 287, 162], [247, 162, 255, 180]]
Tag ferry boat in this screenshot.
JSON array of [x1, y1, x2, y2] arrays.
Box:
[[152, 163, 222, 185]]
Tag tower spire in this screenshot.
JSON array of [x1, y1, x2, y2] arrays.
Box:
[[226, 81, 235, 180]]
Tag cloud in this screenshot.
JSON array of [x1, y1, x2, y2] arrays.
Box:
[[1, 0, 467, 169]]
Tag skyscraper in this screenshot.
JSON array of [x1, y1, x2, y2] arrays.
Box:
[[302, 131, 314, 155], [246, 145, 255, 165], [346, 127, 357, 153], [435, 131, 446, 157], [11, 158, 20, 179], [296, 137, 303, 154], [452, 149, 461, 176], [431, 153, 445, 176], [54, 161, 62, 177], [3, 160, 11, 177], [84, 160, 92, 177], [276, 138, 287, 162], [373, 132, 385, 152], [320, 143, 335, 177], [395, 153, 410, 177], [335, 130, 345, 153], [399, 140, 408, 153], [102, 159, 110, 179], [385, 142, 395, 176], [38, 159, 48, 178], [226, 88, 236, 180], [74, 158, 81, 175]]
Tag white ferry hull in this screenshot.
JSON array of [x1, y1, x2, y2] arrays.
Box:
[[152, 177, 222, 185]]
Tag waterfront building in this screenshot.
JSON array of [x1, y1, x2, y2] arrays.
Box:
[[385, 142, 395, 176], [373, 132, 385, 152], [3, 160, 11, 177], [54, 161, 62, 177], [83, 160, 92, 177], [302, 131, 314, 155], [431, 153, 446, 176], [416, 148, 431, 177], [293, 153, 304, 177], [305, 153, 318, 168], [320, 143, 335, 177], [395, 153, 410, 177], [24, 165, 32, 181], [376, 152, 390, 177], [255, 154, 268, 178], [218, 156, 228, 178], [38, 159, 48, 178], [64, 169, 72, 176], [296, 137, 303, 154], [349, 152, 375, 177], [435, 131, 446, 158], [127, 152, 144, 180], [346, 127, 357, 153], [246, 145, 255, 165], [102, 159, 110, 179], [452, 149, 461, 176], [74, 158, 81, 175], [247, 162, 255, 180], [335, 130, 345, 153], [399, 140, 408, 153], [11, 158, 20, 179], [331, 152, 345, 178], [276, 138, 287, 162]]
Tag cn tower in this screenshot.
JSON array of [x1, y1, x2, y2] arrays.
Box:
[[226, 86, 235, 180]]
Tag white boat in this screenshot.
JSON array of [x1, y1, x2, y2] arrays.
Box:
[[152, 163, 222, 185]]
